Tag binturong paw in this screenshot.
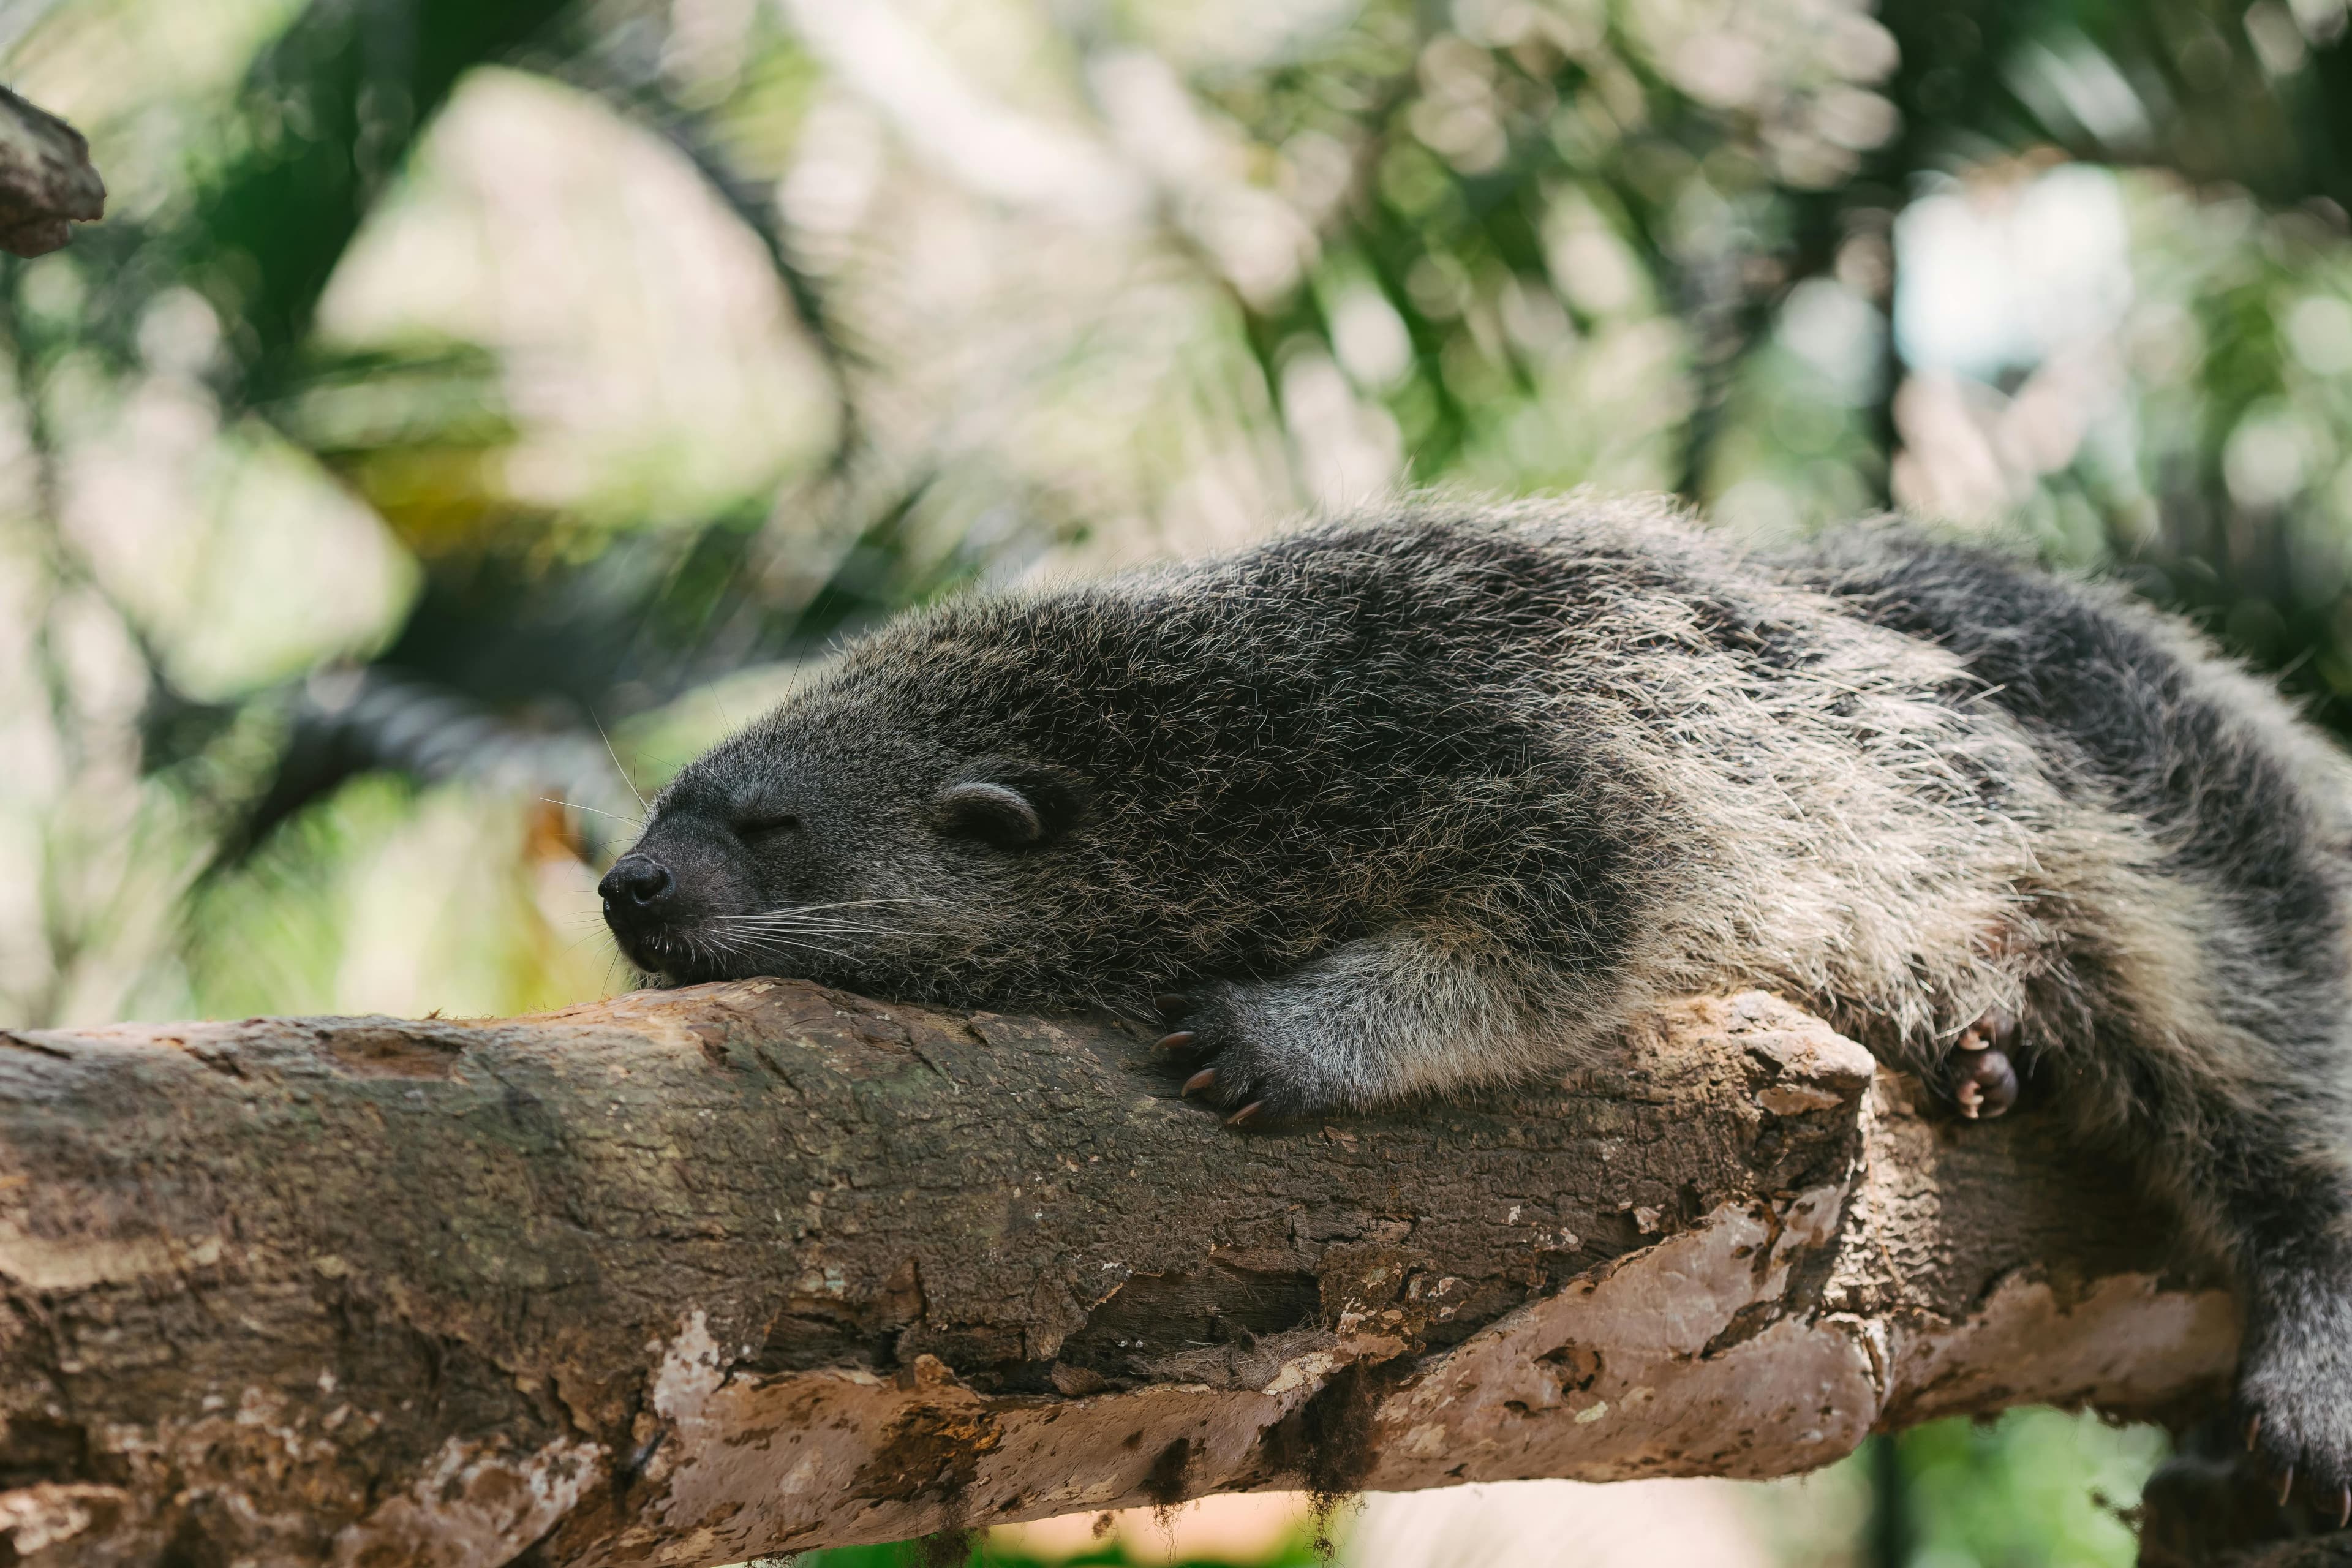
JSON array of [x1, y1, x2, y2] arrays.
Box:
[[2237, 1321, 2352, 1529], [1148, 986, 1344, 1131], [1946, 1008, 2021, 1120]]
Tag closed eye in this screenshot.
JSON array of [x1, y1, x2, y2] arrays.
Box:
[[736, 813, 801, 840]]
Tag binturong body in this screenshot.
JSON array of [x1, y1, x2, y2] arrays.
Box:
[[603, 494, 2352, 1506]]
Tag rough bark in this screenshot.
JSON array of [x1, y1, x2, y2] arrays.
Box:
[[0, 86, 100, 257], [0, 981, 2248, 1566]]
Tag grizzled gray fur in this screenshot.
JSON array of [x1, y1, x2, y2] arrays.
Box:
[[602, 494, 2352, 1505]]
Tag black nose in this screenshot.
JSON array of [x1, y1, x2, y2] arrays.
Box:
[[599, 854, 674, 908]]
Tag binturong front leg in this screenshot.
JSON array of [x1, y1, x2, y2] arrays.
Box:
[[2112, 1035, 2352, 1521], [1152, 925, 1597, 1126], [2236, 1238, 2352, 1525]]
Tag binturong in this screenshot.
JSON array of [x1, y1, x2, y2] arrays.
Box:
[[603, 493, 2352, 1507]]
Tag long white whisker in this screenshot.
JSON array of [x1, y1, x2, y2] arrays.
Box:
[[541, 796, 644, 829], [702, 914, 907, 934], [590, 713, 648, 813], [703, 929, 903, 946], [739, 935, 857, 961], [703, 899, 937, 927], [683, 919, 859, 963]]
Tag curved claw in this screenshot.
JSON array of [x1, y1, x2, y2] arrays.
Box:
[[1953, 1047, 2018, 1120], [2337, 1483, 2349, 1530], [1182, 1068, 1218, 1098], [2282, 1464, 2296, 1508], [2247, 1414, 2263, 1452], [1955, 1005, 2014, 1053], [1153, 993, 1193, 1020], [1155, 1031, 1196, 1054], [1226, 1101, 1265, 1128]]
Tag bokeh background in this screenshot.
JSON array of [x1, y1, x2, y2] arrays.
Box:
[[5, 0, 2345, 1559]]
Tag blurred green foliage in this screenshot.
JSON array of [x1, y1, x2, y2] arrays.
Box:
[[1, 0, 2346, 1559], [1890, 1409, 2166, 1568], [25, 0, 2352, 904]]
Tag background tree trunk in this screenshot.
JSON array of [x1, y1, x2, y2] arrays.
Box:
[[0, 87, 100, 257], [0, 982, 2259, 1565]]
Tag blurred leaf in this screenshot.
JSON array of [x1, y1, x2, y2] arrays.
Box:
[[190, 0, 579, 402]]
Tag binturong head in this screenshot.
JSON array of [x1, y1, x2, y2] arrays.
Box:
[[597, 637, 1098, 1006], [595, 557, 1291, 1015]]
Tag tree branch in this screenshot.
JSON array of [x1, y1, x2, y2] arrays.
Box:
[[0, 86, 100, 257], [0, 984, 2236, 1565]]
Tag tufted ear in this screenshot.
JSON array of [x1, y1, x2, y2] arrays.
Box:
[[932, 761, 1088, 848]]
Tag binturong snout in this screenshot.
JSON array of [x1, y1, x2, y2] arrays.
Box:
[[597, 814, 764, 983], [598, 854, 673, 910], [597, 851, 682, 972]]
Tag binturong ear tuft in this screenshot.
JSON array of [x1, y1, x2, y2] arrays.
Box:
[[932, 760, 1088, 848]]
